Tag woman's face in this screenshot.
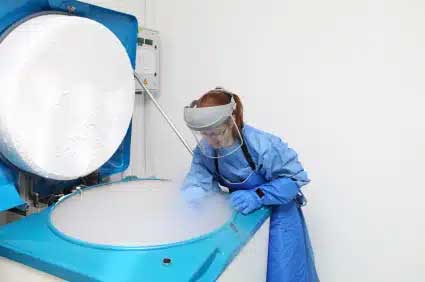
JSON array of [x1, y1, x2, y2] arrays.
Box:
[[201, 121, 234, 149]]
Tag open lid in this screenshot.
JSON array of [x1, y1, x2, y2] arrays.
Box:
[[0, 13, 135, 180], [0, 160, 25, 212], [0, 1, 139, 211]]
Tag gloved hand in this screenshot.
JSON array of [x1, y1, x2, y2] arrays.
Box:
[[181, 186, 206, 209], [229, 190, 262, 215]]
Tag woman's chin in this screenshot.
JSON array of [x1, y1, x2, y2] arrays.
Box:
[[211, 144, 221, 149]]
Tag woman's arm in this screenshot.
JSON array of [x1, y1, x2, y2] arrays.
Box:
[[230, 133, 310, 214], [181, 148, 218, 203], [257, 136, 310, 206]]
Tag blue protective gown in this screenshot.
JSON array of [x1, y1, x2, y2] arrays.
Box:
[[182, 124, 319, 282]]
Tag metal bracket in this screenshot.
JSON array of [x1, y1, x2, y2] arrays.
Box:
[[134, 72, 193, 156]]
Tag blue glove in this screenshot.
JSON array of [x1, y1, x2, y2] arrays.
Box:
[[230, 190, 262, 215], [181, 186, 207, 209]]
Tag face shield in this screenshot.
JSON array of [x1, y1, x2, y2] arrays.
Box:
[[184, 97, 243, 158]]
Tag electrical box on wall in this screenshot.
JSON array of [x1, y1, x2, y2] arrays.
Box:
[[136, 28, 160, 93]]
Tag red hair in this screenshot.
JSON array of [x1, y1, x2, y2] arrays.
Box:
[[196, 88, 244, 136]]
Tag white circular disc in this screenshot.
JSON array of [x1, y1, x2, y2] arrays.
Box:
[[50, 180, 232, 246], [0, 15, 135, 180]]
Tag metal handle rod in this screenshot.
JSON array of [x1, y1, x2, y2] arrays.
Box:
[[134, 72, 193, 156]]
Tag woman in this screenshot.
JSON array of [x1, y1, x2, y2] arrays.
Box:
[[181, 87, 319, 282]]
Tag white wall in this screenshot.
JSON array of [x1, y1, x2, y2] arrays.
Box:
[[144, 1, 425, 281]]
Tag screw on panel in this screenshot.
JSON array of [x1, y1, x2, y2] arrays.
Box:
[[67, 6, 76, 14], [230, 223, 239, 233], [162, 258, 172, 266]]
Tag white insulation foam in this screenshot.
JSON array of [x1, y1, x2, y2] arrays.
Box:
[[50, 180, 233, 246], [0, 15, 135, 180]]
